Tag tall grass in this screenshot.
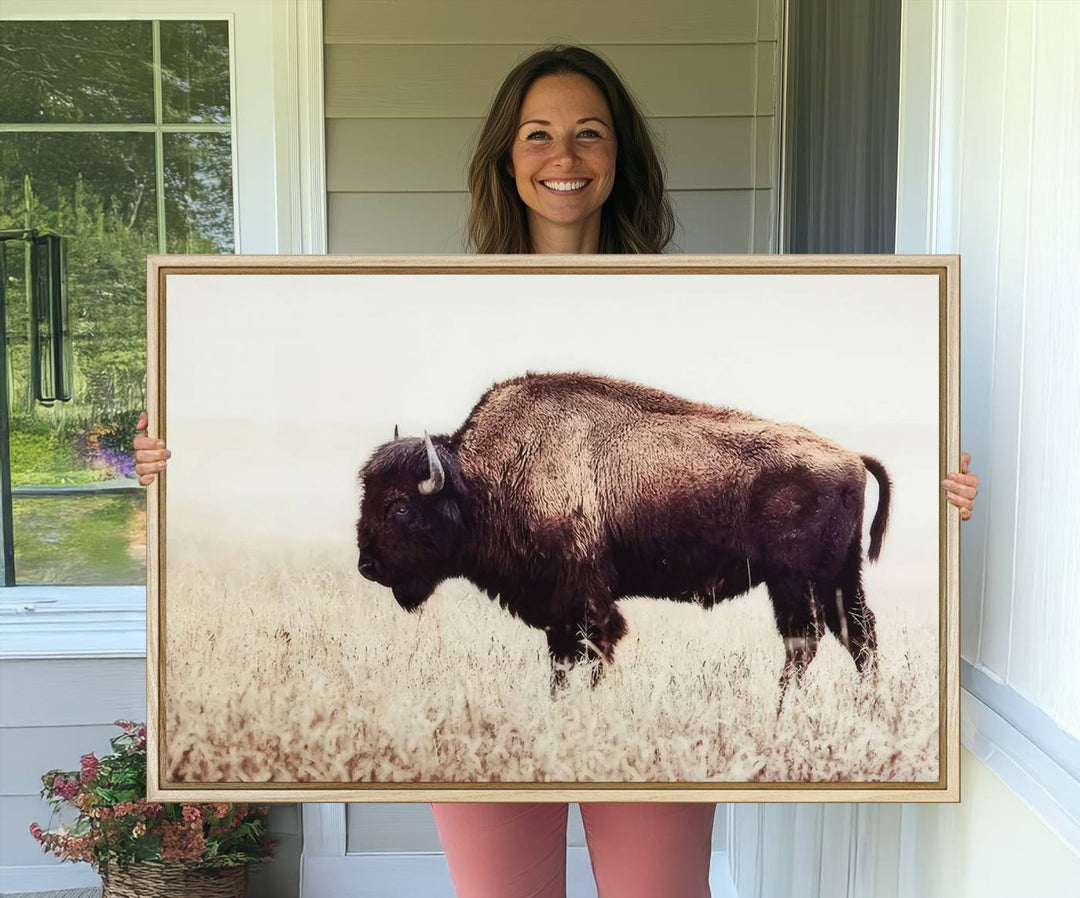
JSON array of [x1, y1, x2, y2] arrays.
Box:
[[164, 549, 938, 784]]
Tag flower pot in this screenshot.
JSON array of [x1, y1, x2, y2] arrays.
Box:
[[100, 861, 247, 898]]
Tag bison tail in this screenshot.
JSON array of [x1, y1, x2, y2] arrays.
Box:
[[861, 455, 891, 562]]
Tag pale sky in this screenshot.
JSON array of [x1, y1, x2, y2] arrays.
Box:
[[164, 271, 941, 612]]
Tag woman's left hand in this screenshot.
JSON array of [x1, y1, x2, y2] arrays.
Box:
[[942, 451, 979, 521]]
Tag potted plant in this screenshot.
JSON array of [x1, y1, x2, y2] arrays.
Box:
[[30, 720, 274, 897]]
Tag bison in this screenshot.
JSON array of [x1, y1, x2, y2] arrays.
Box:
[[356, 372, 890, 700]]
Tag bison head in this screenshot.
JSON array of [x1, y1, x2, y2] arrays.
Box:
[[356, 433, 468, 611]]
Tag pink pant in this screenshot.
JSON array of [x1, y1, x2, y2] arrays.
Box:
[[431, 802, 715, 898]]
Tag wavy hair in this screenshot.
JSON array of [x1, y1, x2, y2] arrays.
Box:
[[466, 45, 676, 254]]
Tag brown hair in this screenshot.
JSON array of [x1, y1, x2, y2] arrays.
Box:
[[465, 45, 676, 254]]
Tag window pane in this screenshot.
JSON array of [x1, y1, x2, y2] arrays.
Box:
[[12, 494, 145, 585], [2, 132, 156, 585], [164, 133, 235, 252], [160, 20, 232, 124], [0, 21, 154, 124]]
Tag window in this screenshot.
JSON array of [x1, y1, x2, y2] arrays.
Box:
[[0, 19, 235, 585]]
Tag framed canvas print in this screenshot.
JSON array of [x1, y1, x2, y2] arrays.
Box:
[[146, 254, 960, 803]]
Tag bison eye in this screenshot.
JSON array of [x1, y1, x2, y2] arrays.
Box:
[[389, 500, 410, 518]]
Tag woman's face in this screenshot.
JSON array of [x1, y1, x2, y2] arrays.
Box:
[[508, 73, 617, 239]]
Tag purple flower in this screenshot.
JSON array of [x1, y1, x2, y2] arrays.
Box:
[[95, 446, 136, 479]]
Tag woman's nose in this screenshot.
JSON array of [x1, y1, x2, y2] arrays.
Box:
[[549, 134, 580, 164]]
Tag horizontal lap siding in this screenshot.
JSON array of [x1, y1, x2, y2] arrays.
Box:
[[324, 0, 761, 45], [325, 45, 761, 118], [324, 0, 781, 255], [0, 659, 145, 867], [328, 189, 762, 253]]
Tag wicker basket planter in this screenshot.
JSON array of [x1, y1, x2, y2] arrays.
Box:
[[101, 862, 247, 898]]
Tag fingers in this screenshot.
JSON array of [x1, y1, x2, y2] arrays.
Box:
[[135, 460, 168, 475], [942, 456, 978, 519], [133, 410, 169, 487], [945, 490, 975, 510], [941, 477, 978, 500]]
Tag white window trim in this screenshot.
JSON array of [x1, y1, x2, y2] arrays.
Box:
[[961, 666, 1080, 854], [0, 0, 326, 659]]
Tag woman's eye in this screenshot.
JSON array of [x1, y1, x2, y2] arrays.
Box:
[[526, 130, 549, 140], [579, 129, 601, 138]]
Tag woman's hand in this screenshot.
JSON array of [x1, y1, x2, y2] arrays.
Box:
[[942, 451, 979, 521], [133, 411, 171, 486]]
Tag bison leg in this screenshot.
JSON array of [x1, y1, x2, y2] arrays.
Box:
[[821, 540, 879, 676], [767, 573, 825, 713], [546, 623, 581, 693], [545, 600, 627, 693]]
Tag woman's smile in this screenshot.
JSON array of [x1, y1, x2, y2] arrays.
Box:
[[540, 178, 592, 193]]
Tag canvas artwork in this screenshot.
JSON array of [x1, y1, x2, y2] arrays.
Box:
[[147, 255, 959, 803]]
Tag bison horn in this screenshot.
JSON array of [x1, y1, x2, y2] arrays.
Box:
[[393, 424, 399, 440], [418, 432, 445, 495]]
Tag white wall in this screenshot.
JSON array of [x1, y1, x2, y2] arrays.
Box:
[[896, 747, 1080, 898], [909, 0, 1079, 734]]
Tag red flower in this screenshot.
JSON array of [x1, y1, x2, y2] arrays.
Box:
[[29, 822, 43, 842], [52, 777, 80, 801], [136, 798, 165, 818], [160, 821, 205, 863], [181, 805, 202, 824], [80, 753, 99, 782]]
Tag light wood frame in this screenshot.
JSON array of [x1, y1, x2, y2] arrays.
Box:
[[146, 253, 960, 803]]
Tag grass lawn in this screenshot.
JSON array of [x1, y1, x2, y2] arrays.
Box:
[[13, 493, 146, 585]]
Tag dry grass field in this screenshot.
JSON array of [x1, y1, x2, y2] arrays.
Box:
[[163, 549, 939, 785]]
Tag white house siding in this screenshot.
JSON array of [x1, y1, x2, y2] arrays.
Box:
[[324, 0, 781, 254]]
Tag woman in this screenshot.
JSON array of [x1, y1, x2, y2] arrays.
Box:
[[135, 45, 979, 898]]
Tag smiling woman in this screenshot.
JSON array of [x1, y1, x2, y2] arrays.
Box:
[[465, 45, 674, 255]]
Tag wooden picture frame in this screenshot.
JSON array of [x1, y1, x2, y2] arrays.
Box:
[[146, 254, 960, 803]]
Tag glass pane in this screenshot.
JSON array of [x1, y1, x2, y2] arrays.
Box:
[[12, 493, 145, 585], [160, 20, 232, 124], [0, 21, 154, 124], [2, 132, 156, 585], [164, 132, 235, 252]]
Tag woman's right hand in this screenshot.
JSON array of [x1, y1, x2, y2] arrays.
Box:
[[133, 411, 171, 486]]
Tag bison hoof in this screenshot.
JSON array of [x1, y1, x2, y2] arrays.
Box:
[[550, 658, 573, 693]]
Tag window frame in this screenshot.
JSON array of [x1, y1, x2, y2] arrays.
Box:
[[0, 0, 326, 658]]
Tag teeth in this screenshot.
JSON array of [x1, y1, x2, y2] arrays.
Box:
[[542, 180, 588, 191]]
